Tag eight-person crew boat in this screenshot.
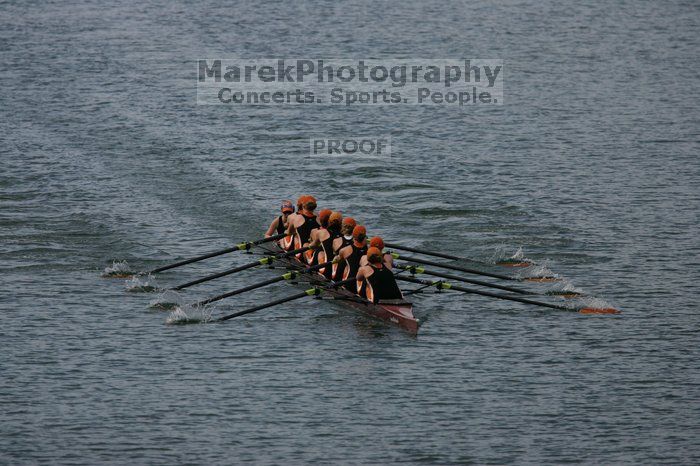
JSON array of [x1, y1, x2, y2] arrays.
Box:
[[265, 200, 294, 238], [356, 246, 404, 303], [148, 196, 618, 333], [336, 225, 368, 292], [286, 195, 319, 257]]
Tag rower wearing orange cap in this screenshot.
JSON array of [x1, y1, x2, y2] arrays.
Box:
[[333, 217, 356, 254], [265, 200, 295, 238], [286, 195, 320, 255], [308, 211, 342, 278], [356, 247, 403, 303], [359, 236, 393, 268], [304, 208, 332, 264], [336, 225, 368, 292]]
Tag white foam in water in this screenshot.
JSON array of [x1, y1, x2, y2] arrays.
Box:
[[102, 260, 133, 276], [517, 262, 557, 279], [510, 246, 525, 260], [165, 303, 214, 325], [149, 290, 184, 310], [558, 279, 584, 294], [577, 296, 613, 310], [125, 274, 158, 292]]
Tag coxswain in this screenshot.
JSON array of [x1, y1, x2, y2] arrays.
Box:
[[337, 225, 368, 292], [356, 247, 403, 303], [359, 236, 393, 268], [265, 200, 295, 238], [308, 211, 342, 278], [286, 195, 320, 255]]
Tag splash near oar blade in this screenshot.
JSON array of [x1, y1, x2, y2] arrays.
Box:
[[545, 290, 584, 299], [101, 261, 137, 278], [523, 276, 561, 283], [496, 260, 533, 268], [578, 307, 621, 315]]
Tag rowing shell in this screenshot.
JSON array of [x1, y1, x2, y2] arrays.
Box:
[[266, 243, 420, 334]]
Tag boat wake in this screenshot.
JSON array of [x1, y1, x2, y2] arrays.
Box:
[[125, 275, 160, 293], [165, 303, 214, 325], [101, 260, 136, 278]]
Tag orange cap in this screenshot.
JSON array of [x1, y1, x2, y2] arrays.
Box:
[[318, 209, 332, 225], [369, 236, 384, 250], [328, 211, 343, 226], [296, 195, 306, 207], [352, 225, 367, 239], [366, 247, 383, 263], [343, 217, 356, 228], [304, 197, 317, 211]]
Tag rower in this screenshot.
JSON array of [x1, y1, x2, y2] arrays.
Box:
[[286, 195, 320, 255], [308, 211, 342, 278], [265, 200, 294, 238], [356, 247, 403, 303], [359, 236, 393, 268], [337, 225, 368, 292], [332, 216, 356, 254], [305, 209, 333, 264]]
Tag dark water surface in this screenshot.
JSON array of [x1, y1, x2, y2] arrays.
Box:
[[2, 0, 699, 464]]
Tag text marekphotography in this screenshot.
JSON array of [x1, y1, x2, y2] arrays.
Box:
[[309, 137, 392, 158], [197, 59, 503, 106]]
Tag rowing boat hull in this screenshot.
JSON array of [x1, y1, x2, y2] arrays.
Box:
[[269, 244, 419, 334]]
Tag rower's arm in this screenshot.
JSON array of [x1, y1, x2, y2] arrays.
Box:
[[286, 220, 297, 236], [383, 253, 393, 270], [264, 218, 279, 238], [308, 231, 321, 249]]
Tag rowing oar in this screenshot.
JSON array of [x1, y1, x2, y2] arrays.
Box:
[[194, 259, 332, 306], [389, 252, 559, 282], [385, 242, 532, 267], [396, 265, 582, 298], [396, 276, 619, 314], [217, 277, 356, 322], [396, 264, 535, 295], [170, 246, 310, 291], [147, 233, 287, 275]]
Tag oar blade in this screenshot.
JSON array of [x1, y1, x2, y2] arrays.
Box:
[[578, 307, 621, 315]]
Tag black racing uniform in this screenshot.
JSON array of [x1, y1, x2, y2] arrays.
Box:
[[318, 229, 341, 279], [343, 243, 368, 293], [364, 265, 403, 303], [295, 213, 320, 247], [275, 215, 286, 235]]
